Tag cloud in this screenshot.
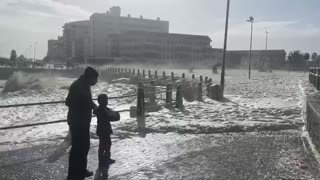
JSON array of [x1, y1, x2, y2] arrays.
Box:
[[0, 0, 92, 58], [0, 0, 92, 33], [218, 20, 320, 38], [211, 20, 320, 52], [0, 0, 90, 20]]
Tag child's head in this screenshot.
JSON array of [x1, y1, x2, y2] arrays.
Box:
[[98, 94, 108, 106]]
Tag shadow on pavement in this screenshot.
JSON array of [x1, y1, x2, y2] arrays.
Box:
[[94, 166, 110, 180], [47, 134, 71, 163], [0, 157, 44, 169]]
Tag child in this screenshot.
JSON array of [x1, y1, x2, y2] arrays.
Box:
[[93, 94, 120, 167]]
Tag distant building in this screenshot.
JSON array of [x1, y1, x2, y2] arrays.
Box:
[[226, 50, 286, 69], [106, 31, 212, 65], [205, 48, 223, 66], [47, 6, 288, 68], [47, 21, 89, 62], [89, 6, 169, 58], [47, 36, 64, 62], [62, 20, 90, 61], [47, 6, 217, 66]]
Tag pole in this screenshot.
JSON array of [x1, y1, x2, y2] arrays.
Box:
[[137, 82, 145, 132], [265, 31, 268, 50], [33, 42, 37, 62], [220, 0, 230, 98], [29, 45, 32, 60], [34, 43, 35, 61], [175, 84, 183, 110], [248, 20, 253, 79], [165, 83, 173, 108]]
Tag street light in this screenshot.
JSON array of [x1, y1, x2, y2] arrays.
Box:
[[265, 30, 269, 50], [33, 42, 38, 61], [29, 45, 32, 60], [220, 0, 230, 98], [247, 16, 254, 79]]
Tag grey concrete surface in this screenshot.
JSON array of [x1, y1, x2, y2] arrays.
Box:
[[0, 130, 319, 180]]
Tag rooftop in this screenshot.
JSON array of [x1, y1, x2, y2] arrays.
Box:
[[117, 31, 211, 41]]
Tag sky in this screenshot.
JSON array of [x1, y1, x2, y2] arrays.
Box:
[[0, 0, 319, 59]]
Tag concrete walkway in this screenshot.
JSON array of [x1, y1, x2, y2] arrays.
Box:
[[0, 130, 319, 180]]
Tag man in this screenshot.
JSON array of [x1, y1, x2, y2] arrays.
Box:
[[66, 67, 99, 180]]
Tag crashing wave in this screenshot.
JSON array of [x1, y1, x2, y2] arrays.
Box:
[[2, 71, 56, 93]]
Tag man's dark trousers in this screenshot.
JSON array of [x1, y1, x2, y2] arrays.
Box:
[[68, 125, 90, 178]]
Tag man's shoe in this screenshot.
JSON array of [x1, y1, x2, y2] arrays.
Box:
[[84, 169, 94, 177], [67, 176, 85, 180]]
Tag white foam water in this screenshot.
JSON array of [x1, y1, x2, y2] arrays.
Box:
[[2, 71, 57, 93]]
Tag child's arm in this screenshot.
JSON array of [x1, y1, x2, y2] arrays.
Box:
[[93, 108, 98, 115]]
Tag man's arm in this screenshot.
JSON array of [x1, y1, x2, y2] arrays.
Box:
[[65, 83, 86, 109], [65, 85, 76, 107], [65, 93, 70, 107], [65, 80, 97, 110], [91, 101, 97, 110]]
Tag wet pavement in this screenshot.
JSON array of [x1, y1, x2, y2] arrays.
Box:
[[0, 130, 319, 180]]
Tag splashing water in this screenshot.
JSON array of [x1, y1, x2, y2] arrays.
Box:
[[2, 71, 57, 93]]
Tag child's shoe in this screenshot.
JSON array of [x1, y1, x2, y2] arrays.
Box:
[[106, 158, 116, 164]]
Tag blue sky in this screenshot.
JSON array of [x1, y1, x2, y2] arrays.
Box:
[[0, 0, 319, 58]]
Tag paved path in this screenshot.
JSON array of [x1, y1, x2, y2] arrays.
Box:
[[0, 130, 319, 180]]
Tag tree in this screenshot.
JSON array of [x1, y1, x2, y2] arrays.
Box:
[[17, 55, 27, 62], [304, 53, 310, 61], [317, 56, 320, 66], [10, 50, 17, 62], [43, 56, 49, 62], [311, 52, 320, 66], [0, 57, 9, 66], [311, 52, 318, 62], [288, 50, 306, 70]]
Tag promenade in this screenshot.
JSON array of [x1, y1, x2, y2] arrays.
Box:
[[0, 131, 319, 180], [0, 69, 319, 179]]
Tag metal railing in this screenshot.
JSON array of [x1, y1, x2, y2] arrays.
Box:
[[0, 93, 139, 109], [0, 66, 219, 131], [0, 83, 180, 131], [309, 67, 320, 90]]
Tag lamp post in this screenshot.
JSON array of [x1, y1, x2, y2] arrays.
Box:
[[265, 30, 269, 50], [29, 45, 32, 60], [247, 16, 254, 79], [33, 42, 38, 62], [220, 0, 230, 98]]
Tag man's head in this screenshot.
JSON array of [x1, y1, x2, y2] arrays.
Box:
[[98, 94, 108, 106], [83, 67, 98, 86]]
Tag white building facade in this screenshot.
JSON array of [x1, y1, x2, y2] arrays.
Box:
[[89, 6, 169, 58]]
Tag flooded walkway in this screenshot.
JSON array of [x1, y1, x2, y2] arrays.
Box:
[[0, 131, 319, 180]]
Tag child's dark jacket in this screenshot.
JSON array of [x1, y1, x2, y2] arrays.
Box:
[[93, 106, 120, 137]]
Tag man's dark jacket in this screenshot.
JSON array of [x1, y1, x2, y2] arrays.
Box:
[[65, 75, 96, 128]]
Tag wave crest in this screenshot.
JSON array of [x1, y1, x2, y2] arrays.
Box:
[[2, 71, 56, 93]]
